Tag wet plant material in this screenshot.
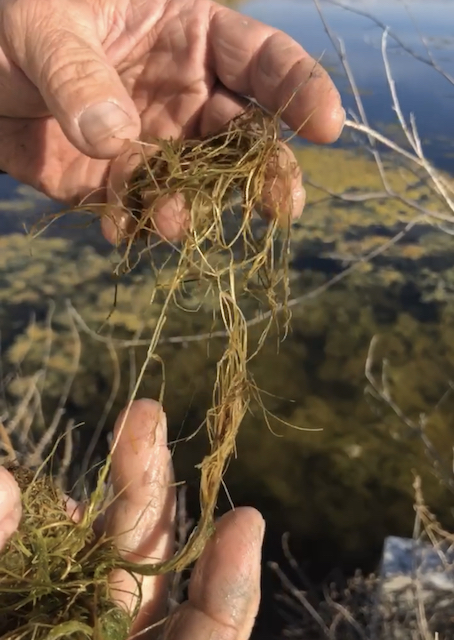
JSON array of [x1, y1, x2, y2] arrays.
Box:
[[0, 464, 135, 640], [0, 104, 298, 639], [103, 105, 295, 569], [107, 105, 295, 567]]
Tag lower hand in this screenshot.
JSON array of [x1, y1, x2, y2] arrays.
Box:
[[0, 399, 264, 640]]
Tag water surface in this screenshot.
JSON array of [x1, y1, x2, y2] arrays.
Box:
[[242, 0, 454, 170]]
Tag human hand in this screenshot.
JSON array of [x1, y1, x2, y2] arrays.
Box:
[[0, 0, 344, 242], [0, 399, 264, 640]]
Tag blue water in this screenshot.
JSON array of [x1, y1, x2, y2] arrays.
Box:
[[240, 0, 454, 171]]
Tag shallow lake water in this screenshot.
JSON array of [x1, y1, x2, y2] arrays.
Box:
[[241, 0, 454, 171], [1, 2, 454, 637]]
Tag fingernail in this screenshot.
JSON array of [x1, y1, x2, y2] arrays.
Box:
[[79, 102, 137, 147]]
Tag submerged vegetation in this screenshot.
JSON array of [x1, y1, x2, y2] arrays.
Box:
[[2, 139, 454, 577]]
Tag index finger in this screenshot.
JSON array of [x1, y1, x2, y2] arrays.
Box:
[[209, 5, 344, 143]]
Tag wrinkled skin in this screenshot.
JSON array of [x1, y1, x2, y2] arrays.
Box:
[[0, 399, 265, 640], [0, 0, 344, 241]]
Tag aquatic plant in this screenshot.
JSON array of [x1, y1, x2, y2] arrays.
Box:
[[0, 104, 299, 639]]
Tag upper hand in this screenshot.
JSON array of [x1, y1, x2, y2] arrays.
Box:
[[0, 0, 344, 241]]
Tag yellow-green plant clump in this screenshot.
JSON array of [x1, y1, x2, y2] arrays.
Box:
[[0, 464, 133, 640]]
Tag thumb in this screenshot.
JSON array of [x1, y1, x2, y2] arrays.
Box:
[[1, 0, 141, 158]]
